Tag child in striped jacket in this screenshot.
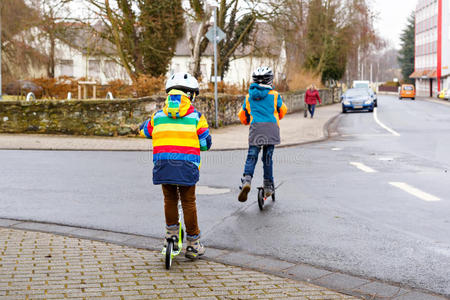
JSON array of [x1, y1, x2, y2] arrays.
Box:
[[139, 72, 212, 259]]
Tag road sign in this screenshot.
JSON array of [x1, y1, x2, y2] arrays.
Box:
[[206, 27, 226, 43]]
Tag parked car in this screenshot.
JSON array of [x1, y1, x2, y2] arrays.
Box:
[[4, 80, 43, 99], [438, 88, 447, 99], [399, 84, 415, 100], [341, 88, 374, 113], [353, 80, 370, 89], [444, 89, 450, 100], [366, 88, 378, 107]]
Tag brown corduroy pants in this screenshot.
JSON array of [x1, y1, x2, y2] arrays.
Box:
[[162, 184, 200, 237]]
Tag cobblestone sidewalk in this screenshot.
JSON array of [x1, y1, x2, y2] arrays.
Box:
[[0, 228, 357, 299]]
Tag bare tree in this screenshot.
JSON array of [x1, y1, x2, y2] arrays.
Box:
[[35, 0, 74, 78], [184, 1, 213, 79], [80, 0, 185, 83], [1, 0, 46, 83]]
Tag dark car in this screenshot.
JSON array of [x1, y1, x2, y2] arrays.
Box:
[[341, 88, 374, 113], [366, 88, 378, 107]]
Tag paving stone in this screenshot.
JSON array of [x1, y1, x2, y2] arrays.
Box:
[[203, 247, 230, 259], [282, 263, 333, 282], [67, 227, 108, 239], [10, 221, 76, 234], [123, 236, 161, 250], [312, 272, 371, 292], [0, 218, 23, 227], [247, 256, 296, 272], [393, 291, 449, 300], [215, 251, 263, 267], [353, 281, 409, 298], [0, 228, 357, 299], [90, 231, 138, 244]]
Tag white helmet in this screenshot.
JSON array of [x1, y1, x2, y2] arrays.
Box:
[[165, 72, 199, 95], [252, 66, 274, 86]]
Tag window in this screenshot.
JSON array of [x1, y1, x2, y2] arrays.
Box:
[[88, 60, 100, 80], [103, 60, 117, 79], [59, 60, 73, 77]]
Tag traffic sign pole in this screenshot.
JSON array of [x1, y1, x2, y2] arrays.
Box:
[[0, 5, 3, 101], [213, 6, 218, 128]]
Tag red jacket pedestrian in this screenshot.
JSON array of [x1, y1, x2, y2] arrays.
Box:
[[304, 86, 322, 105]]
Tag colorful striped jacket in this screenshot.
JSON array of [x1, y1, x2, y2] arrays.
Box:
[[140, 89, 212, 186], [238, 83, 287, 146]]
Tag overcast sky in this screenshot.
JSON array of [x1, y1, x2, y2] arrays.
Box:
[[68, 0, 417, 50], [372, 0, 417, 49]]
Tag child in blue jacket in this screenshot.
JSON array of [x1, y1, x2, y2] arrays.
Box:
[[238, 66, 287, 202]]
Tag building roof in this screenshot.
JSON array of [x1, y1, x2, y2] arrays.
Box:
[[174, 22, 282, 57], [410, 69, 437, 78]]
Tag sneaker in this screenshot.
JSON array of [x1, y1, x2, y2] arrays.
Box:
[[164, 224, 179, 251], [263, 179, 274, 198], [185, 236, 205, 259], [238, 175, 252, 202]]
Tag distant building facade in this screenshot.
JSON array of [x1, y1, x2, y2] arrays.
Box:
[[411, 0, 449, 97], [53, 23, 285, 87]]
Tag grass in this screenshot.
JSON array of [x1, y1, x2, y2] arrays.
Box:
[[287, 68, 323, 91]]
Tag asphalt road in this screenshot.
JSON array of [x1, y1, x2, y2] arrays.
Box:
[[0, 94, 449, 296]]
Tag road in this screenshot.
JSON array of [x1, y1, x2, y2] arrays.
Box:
[[0, 94, 449, 296]]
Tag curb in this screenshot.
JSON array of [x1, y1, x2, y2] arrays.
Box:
[[0, 218, 447, 300], [0, 109, 342, 153]]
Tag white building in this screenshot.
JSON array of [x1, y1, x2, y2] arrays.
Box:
[[168, 23, 286, 87], [411, 0, 450, 97], [48, 22, 285, 87]]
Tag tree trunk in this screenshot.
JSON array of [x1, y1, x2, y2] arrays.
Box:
[[48, 32, 55, 78], [105, 0, 137, 84], [191, 20, 207, 78]]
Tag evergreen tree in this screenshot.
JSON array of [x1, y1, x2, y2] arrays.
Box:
[[139, 0, 185, 77], [398, 12, 415, 84], [93, 0, 184, 82]]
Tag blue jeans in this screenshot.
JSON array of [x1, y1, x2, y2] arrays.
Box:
[[308, 104, 316, 117], [243, 145, 274, 181]]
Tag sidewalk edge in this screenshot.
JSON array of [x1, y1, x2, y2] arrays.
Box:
[[0, 106, 342, 152], [0, 218, 447, 300]]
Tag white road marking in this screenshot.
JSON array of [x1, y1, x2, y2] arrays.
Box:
[[196, 186, 230, 195], [349, 162, 377, 173], [378, 157, 394, 161], [389, 182, 440, 202], [331, 148, 342, 151], [373, 108, 400, 136]]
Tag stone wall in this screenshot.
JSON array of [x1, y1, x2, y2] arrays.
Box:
[[0, 89, 341, 136]]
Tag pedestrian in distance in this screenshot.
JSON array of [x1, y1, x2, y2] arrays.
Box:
[[304, 84, 322, 118], [139, 72, 212, 260], [237, 66, 288, 202]]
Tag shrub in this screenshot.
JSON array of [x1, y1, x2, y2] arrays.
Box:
[[203, 81, 248, 95], [287, 69, 323, 91], [133, 75, 166, 97], [31, 76, 79, 99]]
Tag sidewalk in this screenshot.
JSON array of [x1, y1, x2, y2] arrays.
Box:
[[421, 96, 450, 107], [0, 226, 356, 299], [0, 104, 341, 151]]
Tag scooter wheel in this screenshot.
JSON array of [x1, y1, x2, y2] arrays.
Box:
[[165, 240, 173, 270], [272, 192, 276, 202], [257, 188, 265, 211]]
